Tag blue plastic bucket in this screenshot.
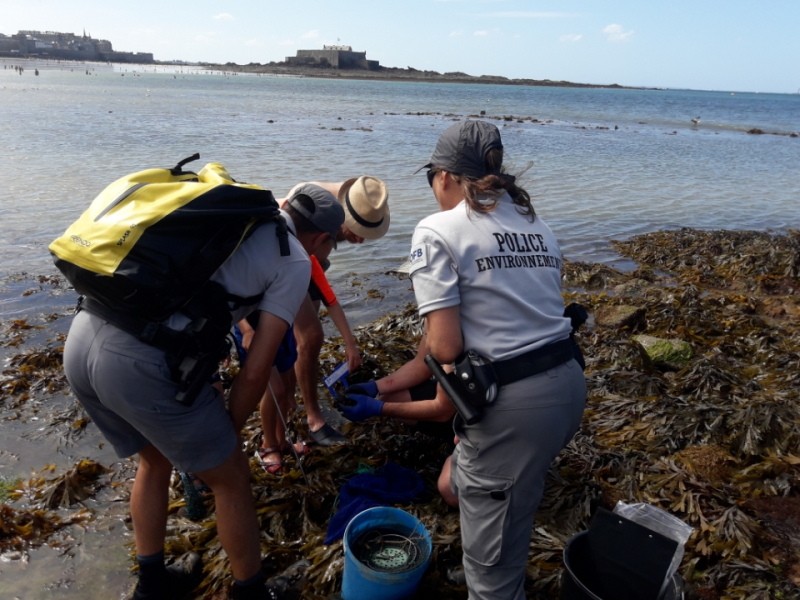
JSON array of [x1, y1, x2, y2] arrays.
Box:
[[342, 507, 432, 600]]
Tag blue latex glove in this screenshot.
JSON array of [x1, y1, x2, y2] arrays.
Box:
[[339, 393, 384, 422], [347, 380, 379, 398]]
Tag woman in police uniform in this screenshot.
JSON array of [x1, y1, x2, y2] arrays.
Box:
[[408, 121, 587, 599]]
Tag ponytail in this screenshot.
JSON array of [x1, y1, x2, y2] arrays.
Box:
[[443, 148, 536, 220]]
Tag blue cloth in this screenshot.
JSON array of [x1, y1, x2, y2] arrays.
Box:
[[233, 323, 297, 373], [325, 462, 427, 543]]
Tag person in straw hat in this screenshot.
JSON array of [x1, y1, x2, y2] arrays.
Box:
[[237, 177, 390, 454]]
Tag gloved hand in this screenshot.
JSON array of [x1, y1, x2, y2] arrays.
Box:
[[338, 393, 384, 422], [347, 380, 379, 398]]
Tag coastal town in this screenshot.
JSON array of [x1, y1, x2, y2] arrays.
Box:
[[0, 29, 152, 63]]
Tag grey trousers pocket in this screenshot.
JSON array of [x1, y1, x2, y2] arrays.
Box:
[[455, 466, 513, 567]]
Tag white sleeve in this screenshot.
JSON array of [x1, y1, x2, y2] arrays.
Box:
[[258, 257, 311, 326], [409, 225, 460, 317]]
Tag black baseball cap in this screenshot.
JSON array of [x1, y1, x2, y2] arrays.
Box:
[[417, 120, 504, 178]]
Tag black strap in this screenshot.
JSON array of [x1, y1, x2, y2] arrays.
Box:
[[79, 296, 188, 355], [274, 214, 291, 257], [170, 153, 200, 175], [345, 191, 383, 229], [492, 338, 575, 386]]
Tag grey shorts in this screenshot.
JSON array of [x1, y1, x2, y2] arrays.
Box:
[[63, 310, 238, 473]]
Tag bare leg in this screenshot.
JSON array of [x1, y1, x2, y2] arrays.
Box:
[[293, 296, 326, 432], [438, 456, 459, 507], [131, 444, 174, 556], [259, 366, 284, 465], [197, 446, 261, 581]]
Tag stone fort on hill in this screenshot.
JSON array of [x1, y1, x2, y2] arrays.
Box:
[[285, 45, 380, 70]]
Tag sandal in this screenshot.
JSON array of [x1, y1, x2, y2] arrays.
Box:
[[256, 447, 285, 476]]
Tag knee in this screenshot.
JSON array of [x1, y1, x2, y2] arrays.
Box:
[[200, 449, 251, 495], [269, 376, 284, 400], [138, 447, 173, 482], [296, 322, 323, 355]]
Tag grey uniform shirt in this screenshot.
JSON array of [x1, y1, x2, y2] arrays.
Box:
[[409, 193, 571, 362], [166, 219, 310, 330]]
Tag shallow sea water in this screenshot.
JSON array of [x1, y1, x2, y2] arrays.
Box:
[[0, 58, 798, 598]]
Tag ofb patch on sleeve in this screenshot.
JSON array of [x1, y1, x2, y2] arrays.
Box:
[[408, 243, 428, 273]]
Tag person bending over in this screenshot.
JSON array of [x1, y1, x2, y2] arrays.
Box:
[[279, 177, 390, 446]]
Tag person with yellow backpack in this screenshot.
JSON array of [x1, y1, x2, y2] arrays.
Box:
[[52, 156, 325, 600]]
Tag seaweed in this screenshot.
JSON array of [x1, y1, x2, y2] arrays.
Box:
[[3, 229, 799, 598]]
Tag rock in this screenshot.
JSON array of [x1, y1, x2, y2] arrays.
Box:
[[594, 305, 646, 330], [613, 278, 650, 297], [791, 132, 798, 138], [632, 334, 693, 369], [747, 128, 764, 134]]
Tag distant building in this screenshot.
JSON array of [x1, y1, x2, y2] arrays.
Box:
[[286, 45, 379, 70], [0, 29, 152, 63]]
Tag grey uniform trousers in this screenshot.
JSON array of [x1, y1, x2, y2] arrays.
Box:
[[451, 358, 587, 600]]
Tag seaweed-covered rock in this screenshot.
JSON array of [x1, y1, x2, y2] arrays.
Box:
[[633, 335, 693, 369], [613, 278, 650, 297], [594, 305, 646, 330]]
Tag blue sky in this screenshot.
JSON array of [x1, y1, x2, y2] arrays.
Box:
[[3, 0, 799, 93]]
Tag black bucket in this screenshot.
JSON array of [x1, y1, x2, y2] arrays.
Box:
[[562, 532, 683, 600]]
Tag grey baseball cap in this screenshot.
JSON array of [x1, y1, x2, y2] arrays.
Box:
[[418, 120, 504, 178], [287, 184, 345, 249]]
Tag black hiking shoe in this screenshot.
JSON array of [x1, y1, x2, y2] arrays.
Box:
[[130, 552, 203, 600], [231, 559, 310, 600]]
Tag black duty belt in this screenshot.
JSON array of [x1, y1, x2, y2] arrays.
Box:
[[78, 296, 188, 356], [492, 338, 576, 387]]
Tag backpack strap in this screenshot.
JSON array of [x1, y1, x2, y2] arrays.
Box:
[[78, 296, 188, 355], [274, 214, 291, 257], [170, 153, 201, 175]]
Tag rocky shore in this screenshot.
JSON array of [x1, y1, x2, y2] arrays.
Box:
[[1, 228, 799, 599], [198, 61, 642, 90]]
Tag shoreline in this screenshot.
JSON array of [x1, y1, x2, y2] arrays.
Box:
[[195, 62, 648, 90], [1, 56, 643, 90]]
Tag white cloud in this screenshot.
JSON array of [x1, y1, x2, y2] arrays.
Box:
[[301, 30, 319, 39], [560, 33, 582, 42], [245, 39, 263, 47], [450, 30, 463, 37], [213, 13, 234, 21], [276, 39, 295, 46], [481, 12, 577, 18], [474, 30, 488, 36], [195, 34, 212, 42], [131, 28, 157, 37], [604, 24, 633, 42]]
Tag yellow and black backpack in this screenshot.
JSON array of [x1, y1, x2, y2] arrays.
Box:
[[50, 154, 290, 404]]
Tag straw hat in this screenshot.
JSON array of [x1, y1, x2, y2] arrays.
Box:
[[337, 176, 390, 240]]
